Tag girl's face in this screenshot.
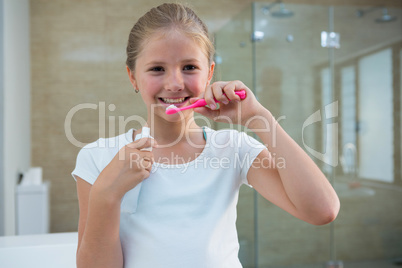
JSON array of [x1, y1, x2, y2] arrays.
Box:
[[128, 29, 215, 122]]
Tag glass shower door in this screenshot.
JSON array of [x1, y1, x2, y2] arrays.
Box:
[[214, 5, 257, 268], [251, 3, 334, 267], [332, 4, 402, 267], [216, 2, 337, 268], [215, 2, 402, 267]]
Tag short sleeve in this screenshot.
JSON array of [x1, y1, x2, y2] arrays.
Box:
[[238, 132, 267, 187], [71, 142, 103, 185]]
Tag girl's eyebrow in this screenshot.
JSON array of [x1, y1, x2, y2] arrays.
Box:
[[181, 58, 201, 63], [145, 58, 201, 67], [145, 61, 165, 67]]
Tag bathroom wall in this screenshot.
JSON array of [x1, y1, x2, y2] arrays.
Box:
[[29, 0, 402, 254], [1, 0, 31, 236], [29, 0, 261, 233]]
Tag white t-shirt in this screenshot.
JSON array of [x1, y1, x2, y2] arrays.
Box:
[[72, 127, 266, 268]]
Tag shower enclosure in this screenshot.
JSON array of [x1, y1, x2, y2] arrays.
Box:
[[214, 1, 402, 267]]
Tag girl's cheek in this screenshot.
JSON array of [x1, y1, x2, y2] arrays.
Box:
[[194, 84, 205, 96], [192, 76, 207, 91]]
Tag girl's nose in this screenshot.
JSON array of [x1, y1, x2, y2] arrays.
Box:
[[165, 70, 184, 92]]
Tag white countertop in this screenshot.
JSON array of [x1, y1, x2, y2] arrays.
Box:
[[0, 232, 77, 247], [0, 232, 78, 268]]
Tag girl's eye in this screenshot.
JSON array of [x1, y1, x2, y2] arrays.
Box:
[[183, 65, 196, 71], [150, 66, 164, 72]]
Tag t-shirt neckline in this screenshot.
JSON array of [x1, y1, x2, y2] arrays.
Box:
[[127, 126, 212, 168]]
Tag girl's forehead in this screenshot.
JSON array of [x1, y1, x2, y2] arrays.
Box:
[[139, 30, 208, 61], [147, 28, 195, 45]]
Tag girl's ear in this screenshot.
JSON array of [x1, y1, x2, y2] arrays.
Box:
[[207, 61, 216, 85], [126, 66, 138, 89]]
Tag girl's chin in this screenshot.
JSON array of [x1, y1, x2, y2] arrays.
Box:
[[152, 109, 193, 122]]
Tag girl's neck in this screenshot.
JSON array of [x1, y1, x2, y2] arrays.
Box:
[[145, 114, 203, 145]]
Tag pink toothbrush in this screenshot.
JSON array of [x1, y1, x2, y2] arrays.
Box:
[[165, 90, 247, 115]]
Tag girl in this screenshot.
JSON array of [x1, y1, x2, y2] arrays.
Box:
[[72, 3, 340, 268]]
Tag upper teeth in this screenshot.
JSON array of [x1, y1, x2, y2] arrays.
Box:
[[162, 97, 186, 104]]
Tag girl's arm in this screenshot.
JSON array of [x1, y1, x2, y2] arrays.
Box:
[[246, 108, 340, 225], [75, 137, 157, 267], [195, 80, 340, 225], [76, 177, 123, 268]]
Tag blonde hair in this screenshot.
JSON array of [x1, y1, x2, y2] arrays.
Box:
[[126, 3, 215, 70]]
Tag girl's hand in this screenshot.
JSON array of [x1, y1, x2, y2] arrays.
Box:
[[92, 138, 157, 201], [192, 80, 266, 126]]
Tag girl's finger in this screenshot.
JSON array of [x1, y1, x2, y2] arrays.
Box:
[[223, 81, 243, 102], [189, 97, 200, 104], [204, 84, 217, 110], [193, 106, 220, 118], [141, 151, 154, 160], [128, 137, 157, 150], [212, 82, 230, 105], [140, 158, 152, 170]]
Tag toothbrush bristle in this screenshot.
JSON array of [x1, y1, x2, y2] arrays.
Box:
[[166, 104, 178, 110], [165, 104, 180, 114]]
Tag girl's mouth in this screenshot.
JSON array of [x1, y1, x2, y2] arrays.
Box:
[[159, 97, 190, 106]]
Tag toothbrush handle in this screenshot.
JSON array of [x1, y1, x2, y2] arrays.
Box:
[[213, 90, 246, 103], [233, 90, 247, 100], [193, 90, 246, 108]]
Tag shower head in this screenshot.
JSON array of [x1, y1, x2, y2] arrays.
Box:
[[356, 6, 381, 17], [262, 1, 294, 19], [375, 8, 397, 23], [356, 6, 397, 23]]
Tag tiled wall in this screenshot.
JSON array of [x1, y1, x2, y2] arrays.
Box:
[[31, 0, 401, 267], [30, 0, 256, 234]]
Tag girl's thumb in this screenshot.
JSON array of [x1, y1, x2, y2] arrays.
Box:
[[193, 106, 219, 119]]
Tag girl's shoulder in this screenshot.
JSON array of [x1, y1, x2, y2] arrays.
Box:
[[72, 129, 135, 184], [78, 128, 134, 158]]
